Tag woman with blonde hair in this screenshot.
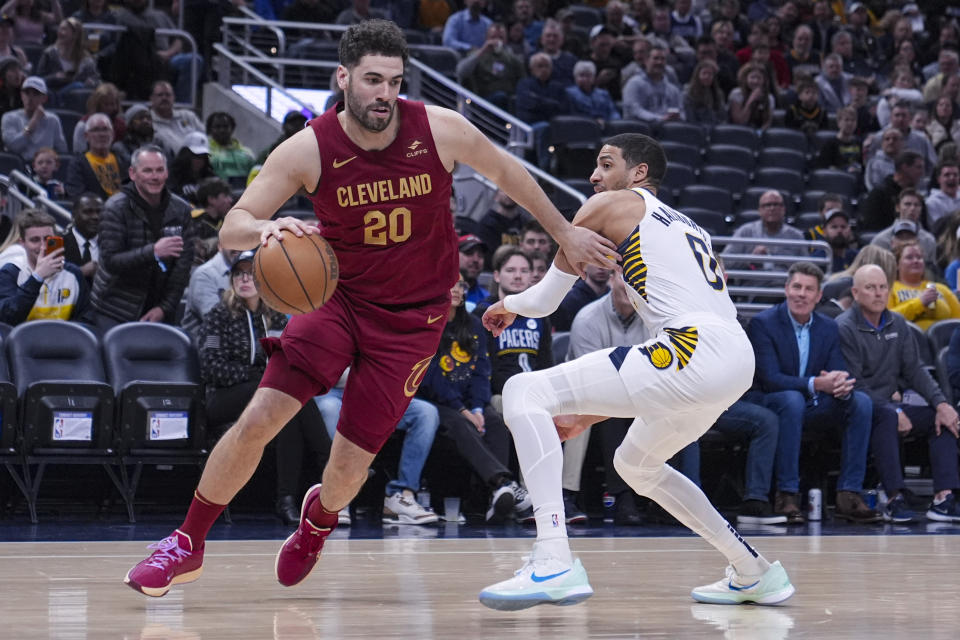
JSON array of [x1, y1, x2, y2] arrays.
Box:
[[889, 241, 960, 330], [36, 16, 99, 105], [728, 62, 774, 129], [828, 244, 898, 287]]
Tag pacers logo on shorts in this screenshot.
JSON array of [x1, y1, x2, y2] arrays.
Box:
[[638, 342, 673, 370], [403, 355, 434, 397]]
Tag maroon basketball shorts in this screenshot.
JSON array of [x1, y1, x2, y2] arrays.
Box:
[[260, 287, 449, 454]]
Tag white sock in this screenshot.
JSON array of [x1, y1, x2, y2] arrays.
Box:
[[615, 443, 770, 579]]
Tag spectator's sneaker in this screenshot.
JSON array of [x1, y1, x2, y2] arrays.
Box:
[[834, 491, 882, 523], [509, 481, 532, 512], [773, 491, 805, 524], [486, 483, 515, 523], [691, 561, 794, 605], [883, 493, 916, 523], [338, 506, 351, 526], [124, 529, 204, 597], [737, 499, 787, 525], [926, 493, 960, 522], [563, 490, 588, 524], [478, 544, 593, 611], [382, 492, 439, 525], [515, 506, 536, 525], [275, 484, 334, 587]]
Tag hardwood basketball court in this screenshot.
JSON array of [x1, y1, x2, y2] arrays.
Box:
[[1, 531, 956, 638]]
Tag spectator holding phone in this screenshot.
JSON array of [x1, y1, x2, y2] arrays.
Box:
[[0, 207, 87, 324]]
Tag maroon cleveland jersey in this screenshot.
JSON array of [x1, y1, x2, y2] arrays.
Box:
[[307, 98, 458, 306]]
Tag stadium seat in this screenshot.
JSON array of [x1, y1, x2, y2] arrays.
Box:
[[734, 209, 760, 225], [409, 45, 461, 79], [684, 208, 729, 235], [603, 119, 651, 136], [703, 144, 755, 173], [758, 147, 807, 174], [103, 323, 207, 522], [660, 121, 707, 148], [753, 167, 804, 196], [7, 321, 120, 523], [549, 115, 602, 147], [710, 124, 760, 151], [0, 151, 25, 175], [808, 169, 859, 198], [548, 115, 602, 179], [800, 190, 828, 213], [794, 212, 823, 230], [660, 141, 701, 169], [679, 185, 733, 215], [814, 130, 837, 150], [927, 319, 960, 353], [661, 162, 696, 198], [762, 128, 809, 155], [700, 165, 749, 198], [822, 275, 852, 301], [59, 88, 93, 114], [568, 5, 603, 27], [51, 110, 83, 150], [906, 321, 934, 367]]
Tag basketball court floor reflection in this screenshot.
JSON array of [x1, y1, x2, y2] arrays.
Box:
[[1, 533, 958, 638]]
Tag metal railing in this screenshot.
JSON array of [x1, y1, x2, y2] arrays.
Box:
[[2, 172, 73, 228], [711, 236, 833, 317], [81, 23, 201, 108]]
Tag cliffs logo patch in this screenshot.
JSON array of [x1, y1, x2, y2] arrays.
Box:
[[638, 342, 673, 370], [406, 139, 429, 158]]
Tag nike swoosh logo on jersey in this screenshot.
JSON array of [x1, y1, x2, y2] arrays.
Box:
[[530, 568, 571, 583], [427, 315, 444, 324], [332, 156, 357, 168]]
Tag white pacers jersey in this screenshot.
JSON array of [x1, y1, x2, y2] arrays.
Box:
[[617, 187, 738, 333]]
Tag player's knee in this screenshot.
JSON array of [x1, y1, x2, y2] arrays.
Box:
[[613, 445, 662, 495], [233, 399, 292, 446], [502, 372, 552, 424]]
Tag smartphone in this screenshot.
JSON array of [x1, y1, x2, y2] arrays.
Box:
[[45, 235, 64, 256]]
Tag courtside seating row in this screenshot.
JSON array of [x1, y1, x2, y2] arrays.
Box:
[[0, 321, 205, 523]]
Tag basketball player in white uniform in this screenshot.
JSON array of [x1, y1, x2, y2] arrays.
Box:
[[478, 134, 794, 610]]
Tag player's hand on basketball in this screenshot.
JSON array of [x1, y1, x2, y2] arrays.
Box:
[[481, 301, 516, 337], [559, 226, 619, 277], [553, 414, 605, 441], [259, 217, 320, 247], [154, 235, 183, 258], [934, 402, 960, 438]]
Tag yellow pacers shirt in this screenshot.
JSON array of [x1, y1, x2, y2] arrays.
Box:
[[85, 152, 122, 196]]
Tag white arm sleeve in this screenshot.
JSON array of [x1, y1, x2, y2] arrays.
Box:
[[503, 263, 579, 318]]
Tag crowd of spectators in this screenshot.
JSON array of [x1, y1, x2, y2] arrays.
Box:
[[2, 0, 960, 527]]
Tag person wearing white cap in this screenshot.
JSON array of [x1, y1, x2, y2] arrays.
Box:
[[0, 75, 67, 161], [167, 130, 215, 202]]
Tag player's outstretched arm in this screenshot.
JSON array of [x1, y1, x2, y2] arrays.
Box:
[[220, 128, 321, 251], [426, 106, 619, 275]]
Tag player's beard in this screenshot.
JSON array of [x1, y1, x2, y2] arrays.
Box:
[[345, 88, 395, 133]]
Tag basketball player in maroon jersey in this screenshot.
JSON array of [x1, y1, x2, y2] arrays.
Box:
[[124, 19, 618, 597]]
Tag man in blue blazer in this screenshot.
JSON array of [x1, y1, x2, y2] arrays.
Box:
[[748, 262, 880, 523]]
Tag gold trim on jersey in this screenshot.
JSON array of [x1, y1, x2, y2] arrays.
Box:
[[663, 326, 698, 371], [621, 227, 647, 302]]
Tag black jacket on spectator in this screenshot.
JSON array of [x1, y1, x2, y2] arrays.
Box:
[[65, 152, 128, 200], [858, 174, 902, 232], [89, 182, 194, 323], [515, 76, 568, 123], [198, 301, 287, 389]]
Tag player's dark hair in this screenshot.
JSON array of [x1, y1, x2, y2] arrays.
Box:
[[787, 261, 824, 287], [339, 19, 409, 69], [440, 269, 477, 358], [603, 133, 667, 188]]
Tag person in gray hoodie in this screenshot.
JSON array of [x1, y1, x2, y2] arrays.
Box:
[[837, 264, 960, 524], [925, 161, 960, 233]]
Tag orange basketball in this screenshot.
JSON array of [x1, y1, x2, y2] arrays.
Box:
[[253, 231, 339, 315]]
